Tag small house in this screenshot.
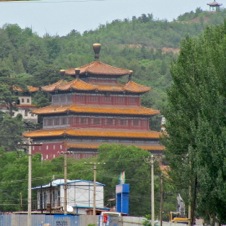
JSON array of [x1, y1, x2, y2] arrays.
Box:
[[32, 179, 106, 215]]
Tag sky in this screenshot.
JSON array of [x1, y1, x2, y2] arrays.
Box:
[[0, 0, 223, 37]]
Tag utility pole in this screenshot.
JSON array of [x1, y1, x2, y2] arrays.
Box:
[[21, 139, 42, 226], [159, 173, 163, 226], [18, 138, 42, 224], [145, 154, 155, 226], [85, 162, 105, 215], [63, 151, 68, 215], [145, 155, 155, 226], [27, 138, 32, 226], [188, 186, 191, 226], [93, 163, 97, 216], [151, 155, 155, 226]]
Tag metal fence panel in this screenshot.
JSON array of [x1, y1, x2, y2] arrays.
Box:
[[0, 214, 151, 226], [0, 214, 80, 226], [0, 214, 11, 226]]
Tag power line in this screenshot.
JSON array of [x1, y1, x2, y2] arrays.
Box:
[[2, 0, 108, 4]]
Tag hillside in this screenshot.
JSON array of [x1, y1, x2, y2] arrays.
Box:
[[1, 8, 226, 111]]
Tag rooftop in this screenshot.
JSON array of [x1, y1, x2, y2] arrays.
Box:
[[23, 128, 162, 139], [41, 79, 150, 93], [32, 104, 160, 116]]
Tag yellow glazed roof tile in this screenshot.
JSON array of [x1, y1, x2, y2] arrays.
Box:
[[23, 128, 161, 139], [13, 85, 39, 93], [40, 79, 149, 93], [63, 61, 133, 76], [58, 79, 96, 91], [32, 105, 160, 116], [124, 81, 150, 93], [41, 80, 66, 92]]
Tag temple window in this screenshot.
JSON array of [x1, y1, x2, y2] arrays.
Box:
[[106, 119, 113, 125], [54, 118, 59, 125], [104, 96, 111, 103], [47, 119, 53, 126], [115, 96, 125, 104], [61, 117, 67, 125], [93, 118, 100, 125], [52, 95, 59, 104], [133, 119, 140, 126], [88, 95, 98, 103], [120, 119, 127, 126], [67, 94, 72, 103], [60, 95, 66, 103], [81, 118, 87, 124], [128, 97, 137, 104], [76, 95, 85, 103]]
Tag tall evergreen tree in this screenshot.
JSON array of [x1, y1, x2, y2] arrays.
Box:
[[164, 24, 226, 224]]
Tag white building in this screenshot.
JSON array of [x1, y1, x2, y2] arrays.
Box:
[[0, 86, 38, 123], [32, 179, 106, 215], [14, 95, 38, 123]]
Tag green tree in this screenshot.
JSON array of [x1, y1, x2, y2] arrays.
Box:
[[97, 144, 157, 216], [0, 114, 24, 151], [164, 24, 226, 224]]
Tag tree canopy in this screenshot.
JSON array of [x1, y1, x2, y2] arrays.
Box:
[[164, 23, 226, 224], [0, 144, 176, 218]]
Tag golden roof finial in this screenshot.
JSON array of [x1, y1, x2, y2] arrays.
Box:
[[93, 43, 101, 60]]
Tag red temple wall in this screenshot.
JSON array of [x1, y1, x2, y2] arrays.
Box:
[[32, 142, 97, 160], [52, 93, 141, 106]]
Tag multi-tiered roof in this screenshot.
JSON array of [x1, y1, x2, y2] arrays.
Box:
[[24, 43, 164, 160]]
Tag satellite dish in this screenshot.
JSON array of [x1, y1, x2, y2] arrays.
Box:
[[67, 205, 73, 213]]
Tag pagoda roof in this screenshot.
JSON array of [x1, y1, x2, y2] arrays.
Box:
[[32, 104, 160, 116], [62, 60, 133, 77], [64, 142, 165, 151], [13, 85, 39, 93], [41, 79, 150, 93], [23, 128, 162, 139], [207, 1, 222, 6]]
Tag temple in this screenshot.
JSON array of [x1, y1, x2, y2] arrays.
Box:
[[23, 43, 164, 160], [207, 0, 222, 11], [0, 85, 38, 123]]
